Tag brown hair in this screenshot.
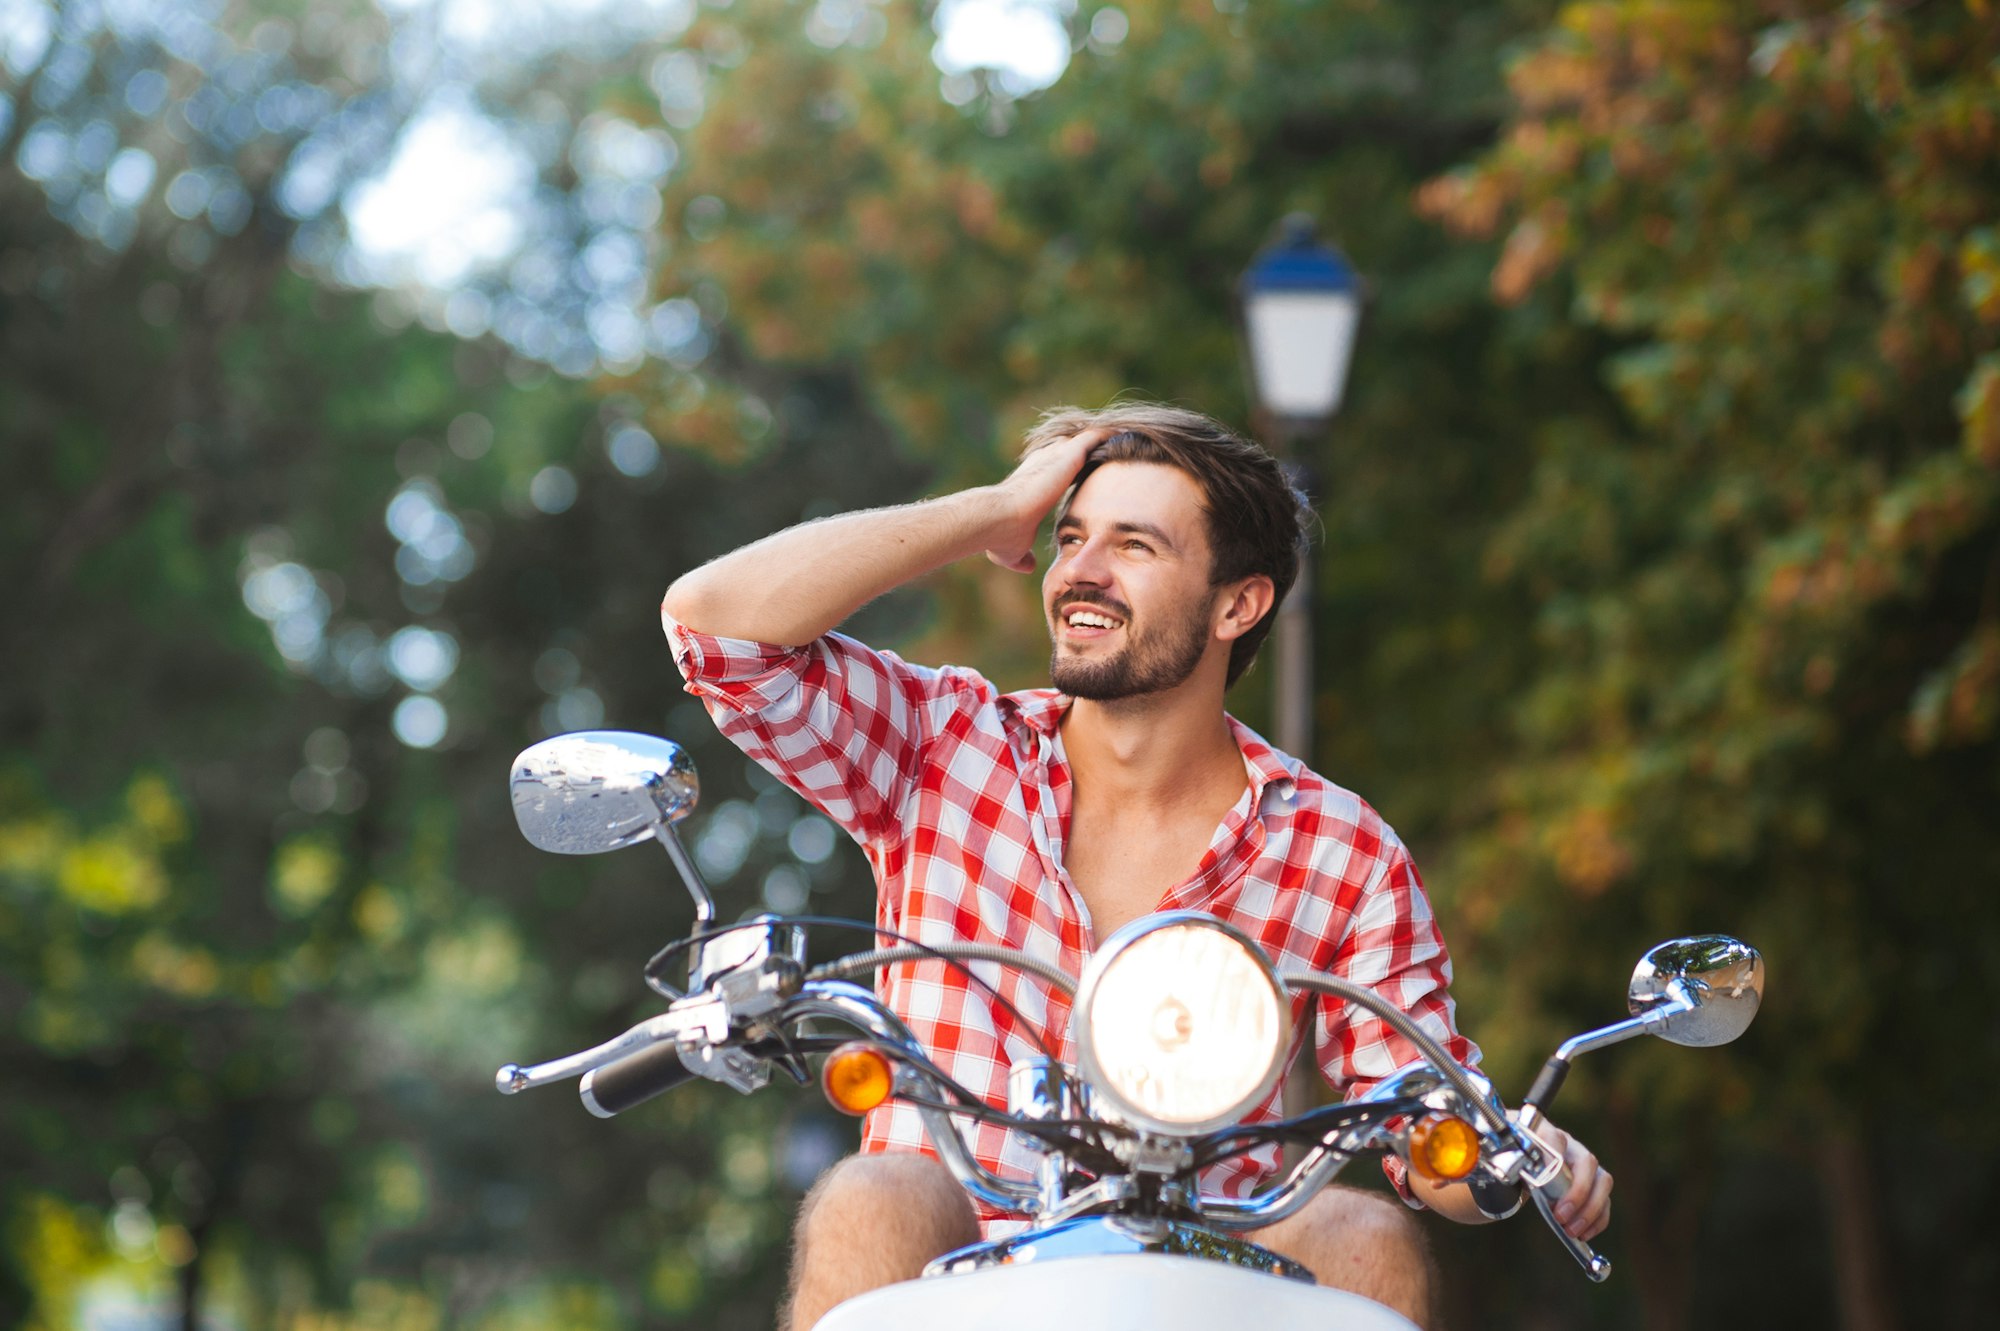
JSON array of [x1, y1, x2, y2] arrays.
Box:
[[1022, 402, 1309, 688]]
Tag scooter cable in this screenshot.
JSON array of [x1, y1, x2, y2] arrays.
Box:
[[1187, 1099, 1420, 1172], [644, 914, 1073, 1067]]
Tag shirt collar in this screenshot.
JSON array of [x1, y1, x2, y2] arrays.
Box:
[[1228, 715, 1300, 808], [1000, 688, 1072, 739]]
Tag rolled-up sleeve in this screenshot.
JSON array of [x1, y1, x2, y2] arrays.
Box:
[[663, 610, 940, 846]]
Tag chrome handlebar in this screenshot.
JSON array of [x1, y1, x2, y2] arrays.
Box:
[[494, 975, 1039, 1212], [495, 930, 1614, 1278]]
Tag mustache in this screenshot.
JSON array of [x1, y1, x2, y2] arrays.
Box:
[[1054, 591, 1132, 620]]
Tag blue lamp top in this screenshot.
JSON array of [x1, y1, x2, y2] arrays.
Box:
[[1241, 215, 1358, 296]]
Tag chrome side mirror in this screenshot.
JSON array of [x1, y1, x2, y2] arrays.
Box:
[[1523, 933, 1764, 1114], [510, 731, 700, 854], [1627, 935, 1763, 1048], [510, 730, 715, 930]]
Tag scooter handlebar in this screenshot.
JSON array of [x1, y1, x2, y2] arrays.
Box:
[[580, 1040, 697, 1118]]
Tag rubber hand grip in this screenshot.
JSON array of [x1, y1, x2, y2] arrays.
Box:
[[1522, 1055, 1570, 1111], [579, 1041, 695, 1118]]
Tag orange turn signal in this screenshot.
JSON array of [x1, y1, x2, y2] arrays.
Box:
[[1407, 1113, 1481, 1183], [821, 1042, 895, 1116]]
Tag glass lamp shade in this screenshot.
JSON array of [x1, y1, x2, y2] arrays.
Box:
[[1241, 219, 1362, 426]]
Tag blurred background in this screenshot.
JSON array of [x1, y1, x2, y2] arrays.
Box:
[[3, 1, 1996, 1327]]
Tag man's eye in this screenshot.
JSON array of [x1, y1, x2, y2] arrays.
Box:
[[1123, 540, 1152, 554]]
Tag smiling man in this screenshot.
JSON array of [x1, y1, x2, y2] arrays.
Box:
[[660, 403, 1611, 1330]]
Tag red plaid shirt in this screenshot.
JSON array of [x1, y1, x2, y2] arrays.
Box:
[[665, 617, 1477, 1219]]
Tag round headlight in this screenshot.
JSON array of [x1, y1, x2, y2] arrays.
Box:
[[1074, 913, 1291, 1135]]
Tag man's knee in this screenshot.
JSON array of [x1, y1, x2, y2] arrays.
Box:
[[796, 1150, 979, 1254], [786, 1153, 980, 1331], [1323, 1185, 1430, 1258], [1255, 1187, 1437, 1328]]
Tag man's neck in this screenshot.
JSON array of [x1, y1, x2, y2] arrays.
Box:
[[1059, 681, 1245, 815]]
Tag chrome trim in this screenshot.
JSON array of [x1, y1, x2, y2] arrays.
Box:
[[1008, 1058, 1070, 1123], [657, 821, 715, 928], [1037, 1174, 1140, 1227], [1113, 1133, 1196, 1176], [1008, 1057, 1076, 1214], [508, 730, 700, 845], [1196, 1135, 1362, 1230], [690, 915, 805, 1004], [681, 1041, 771, 1094], [1510, 1113, 1568, 1189], [1195, 1059, 1517, 1230], [508, 731, 718, 925], [1551, 1003, 1688, 1064]]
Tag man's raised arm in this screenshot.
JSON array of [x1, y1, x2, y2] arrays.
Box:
[[662, 427, 1106, 646]]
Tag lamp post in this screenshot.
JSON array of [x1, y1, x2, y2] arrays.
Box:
[[1239, 214, 1363, 767], [1240, 214, 1364, 1142]]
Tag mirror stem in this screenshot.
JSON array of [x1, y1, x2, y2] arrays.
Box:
[[1524, 999, 1693, 1113], [657, 822, 715, 929], [1554, 1007, 1675, 1062]]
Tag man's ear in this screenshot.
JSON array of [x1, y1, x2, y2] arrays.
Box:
[[1212, 575, 1277, 643]]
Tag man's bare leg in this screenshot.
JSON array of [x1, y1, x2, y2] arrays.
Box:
[[783, 1151, 979, 1331], [1253, 1186, 1439, 1329]]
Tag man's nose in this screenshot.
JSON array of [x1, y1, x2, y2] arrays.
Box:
[[1057, 536, 1113, 587]]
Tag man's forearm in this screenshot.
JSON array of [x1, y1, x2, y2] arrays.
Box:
[[662, 486, 1013, 646]]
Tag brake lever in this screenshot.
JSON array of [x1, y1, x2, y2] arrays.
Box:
[[1512, 1110, 1612, 1282], [1527, 1176, 1613, 1281], [495, 997, 723, 1094]]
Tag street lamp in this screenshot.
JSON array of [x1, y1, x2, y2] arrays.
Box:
[[1238, 214, 1364, 766], [1241, 214, 1363, 437]]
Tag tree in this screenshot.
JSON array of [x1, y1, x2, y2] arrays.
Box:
[[2, 3, 909, 1326], [1418, 4, 2000, 1327]]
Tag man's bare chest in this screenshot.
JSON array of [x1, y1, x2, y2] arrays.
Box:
[[1064, 810, 1215, 939]]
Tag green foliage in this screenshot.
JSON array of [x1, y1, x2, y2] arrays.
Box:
[[8, 0, 1997, 1327], [1414, 3, 2000, 1320], [1, 4, 894, 1327]]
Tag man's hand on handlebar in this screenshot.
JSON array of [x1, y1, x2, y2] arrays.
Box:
[[1412, 1115, 1611, 1243], [1537, 1120, 1612, 1240]]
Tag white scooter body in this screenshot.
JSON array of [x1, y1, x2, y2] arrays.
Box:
[[813, 1254, 1418, 1331]]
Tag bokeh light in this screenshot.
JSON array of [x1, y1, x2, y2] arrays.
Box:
[[391, 694, 448, 748]]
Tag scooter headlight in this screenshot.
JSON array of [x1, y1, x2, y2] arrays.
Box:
[[1074, 913, 1291, 1135]]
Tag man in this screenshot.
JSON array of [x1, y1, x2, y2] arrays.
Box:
[[661, 404, 1611, 1330]]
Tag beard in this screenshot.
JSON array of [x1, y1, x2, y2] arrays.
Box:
[[1048, 593, 1211, 701]]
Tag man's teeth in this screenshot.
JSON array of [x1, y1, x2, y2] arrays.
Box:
[[1067, 610, 1119, 629]]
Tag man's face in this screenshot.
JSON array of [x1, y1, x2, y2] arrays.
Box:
[[1043, 461, 1219, 701]]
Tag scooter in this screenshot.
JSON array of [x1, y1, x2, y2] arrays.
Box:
[[494, 731, 1765, 1329]]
